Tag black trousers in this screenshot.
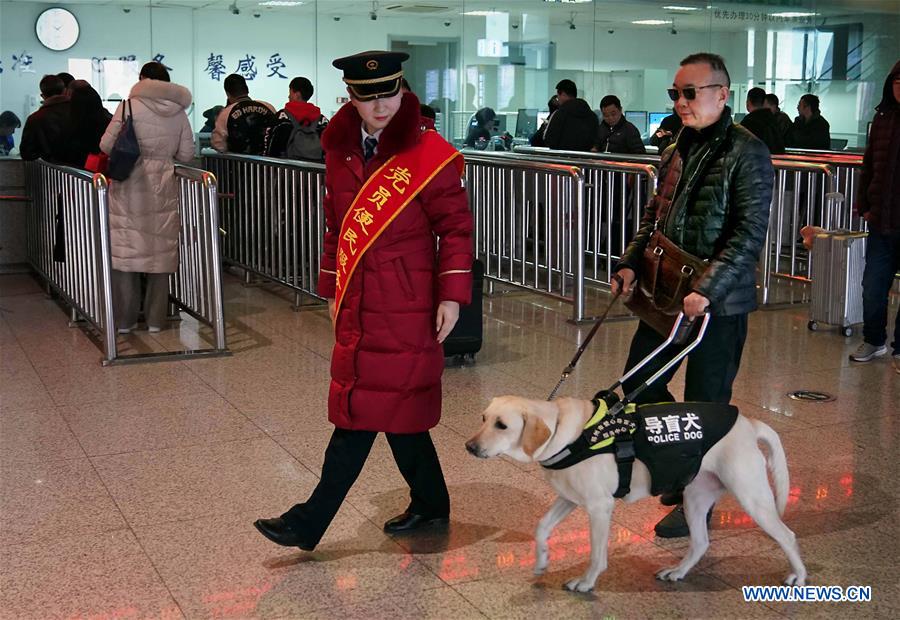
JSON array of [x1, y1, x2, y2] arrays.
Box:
[[622, 314, 749, 405], [281, 428, 449, 546]]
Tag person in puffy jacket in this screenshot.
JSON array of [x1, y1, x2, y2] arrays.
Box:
[[595, 94, 647, 154], [543, 79, 599, 152], [849, 60, 900, 372], [254, 51, 473, 552], [265, 76, 328, 160], [612, 53, 772, 539], [19, 75, 80, 166], [99, 62, 194, 333], [788, 94, 831, 150], [68, 80, 112, 167]]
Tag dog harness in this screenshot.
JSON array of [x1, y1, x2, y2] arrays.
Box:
[[539, 392, 738, 498]]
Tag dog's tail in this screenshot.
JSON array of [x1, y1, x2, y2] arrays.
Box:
[[753, 419, 789, 516]]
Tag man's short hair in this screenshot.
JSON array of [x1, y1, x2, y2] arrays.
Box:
[[800, 93, 820, 113], [140, 62, 170, 82], [599, 95, 622, 110], [555, 79, 577, 98], [747, 87, 766, 107], [56, 72, 75, 87], [39, 74, 65, 98], [764, 93, 780, 108], [680, 52, 731, 88], [224, 74, 249, 97], [289, 76, 314, 101]]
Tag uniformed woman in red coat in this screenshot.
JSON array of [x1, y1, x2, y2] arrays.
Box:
[[255, 51, 474, 550]]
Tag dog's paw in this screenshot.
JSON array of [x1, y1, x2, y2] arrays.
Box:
[[784, 573, 806, 586], [564, 576, 595, 593], [656, 566, 688, 582]]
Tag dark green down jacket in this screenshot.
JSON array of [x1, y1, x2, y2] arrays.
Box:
[[618, 108, 773, 316]]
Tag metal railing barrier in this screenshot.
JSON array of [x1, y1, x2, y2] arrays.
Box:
[[202, 151, 326, 308], [464, 153, 590, 321], [24, 159, 229, 364]]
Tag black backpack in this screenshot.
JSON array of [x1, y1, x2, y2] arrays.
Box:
[[284, 115, 323, 161], [226, 99, 276, 155]]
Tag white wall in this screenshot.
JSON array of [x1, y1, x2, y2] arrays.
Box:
[[2, 0, 896, 150]]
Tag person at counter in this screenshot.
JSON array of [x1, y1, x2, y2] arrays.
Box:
[[789, 94, 831, 150], [0, 111, 21, 156], [464, 107, 497, 149], [530, 95, 558, 147], [594, 95, 646, 154], [68, 80, 112, 167], [764, 93, 793, 145], [19, 74, 80, 166], [649, 111, 682, 153], [543, 79, 598, 152], [740, 87, 784, 154]]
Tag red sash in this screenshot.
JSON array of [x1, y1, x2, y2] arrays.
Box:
[[333, 130, 463, 324]]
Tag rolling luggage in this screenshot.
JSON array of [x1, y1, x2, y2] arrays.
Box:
[[443, 259, 484, 366], [807, 231, 866, 337]]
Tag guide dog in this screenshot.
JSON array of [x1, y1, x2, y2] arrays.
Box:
[[465, 395, 807, 593]]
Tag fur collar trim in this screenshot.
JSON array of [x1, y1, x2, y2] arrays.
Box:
[[322, 92, 423, 157], [129, 79, 192, 114]]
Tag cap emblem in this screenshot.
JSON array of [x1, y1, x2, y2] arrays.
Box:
[[366, 60, 379, 70]]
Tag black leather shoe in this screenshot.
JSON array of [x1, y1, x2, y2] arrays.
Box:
[[253, 518, 315, 550], [654, 505, 713, 539], [383, 512, 449, 533]]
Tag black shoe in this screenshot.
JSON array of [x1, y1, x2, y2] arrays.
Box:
[[660, 491, 683, 506], [253, 517, 315, 550], [383, 512, 449, 534], [653, 505, 713, 539]]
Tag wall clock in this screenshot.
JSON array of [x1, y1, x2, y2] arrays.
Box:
[[36, 8, 80, 52]]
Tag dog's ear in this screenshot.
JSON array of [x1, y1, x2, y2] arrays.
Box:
[[521, 413, 551, 457]]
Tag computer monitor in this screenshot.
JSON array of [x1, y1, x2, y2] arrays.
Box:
[[625, 111, 648, 136], [515, 108, 538, 138], [648, 112, 668, 137], [830, 138, 848, 150], [493, 114, 508, 134]]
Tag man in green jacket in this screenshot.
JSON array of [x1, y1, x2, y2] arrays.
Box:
[[611, 53, 773, 538]]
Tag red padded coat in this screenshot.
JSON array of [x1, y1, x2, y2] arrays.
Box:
[[318, 93, 474, 433]]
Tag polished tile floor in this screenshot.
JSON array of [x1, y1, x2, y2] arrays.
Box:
[[1, 271, 897, 619]]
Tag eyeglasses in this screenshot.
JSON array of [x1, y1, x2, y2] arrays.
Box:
[[667, 84, 724, 102]]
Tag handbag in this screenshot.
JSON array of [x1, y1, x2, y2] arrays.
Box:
[[625, 227, 709, 337], [106, 100, 140, 181], [623, 144, 710, 336]]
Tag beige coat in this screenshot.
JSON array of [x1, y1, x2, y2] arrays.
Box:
[[100, 79, 194, 273]]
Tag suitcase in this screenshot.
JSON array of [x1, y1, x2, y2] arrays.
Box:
[[443, 259, 484, 366], [808, 231, 866, 337]]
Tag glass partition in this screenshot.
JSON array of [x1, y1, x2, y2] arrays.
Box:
[[1, 0, 897, 154]]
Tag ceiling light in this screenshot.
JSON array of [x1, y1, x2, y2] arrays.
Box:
[[632, 19, 672, 25], [663, 5, 701, 10], [770, 11, 817, 18], [543, 0, 593, 3], [463, 10, 504, 16], [258, 1, 304, 6]]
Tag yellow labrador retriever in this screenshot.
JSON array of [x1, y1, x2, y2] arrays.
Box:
[[466, 395, 806, 593]]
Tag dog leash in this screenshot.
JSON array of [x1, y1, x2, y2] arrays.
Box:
[[547, 274, 624, 401]]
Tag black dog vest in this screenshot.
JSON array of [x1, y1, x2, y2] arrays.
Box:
[[539, 394, 738, 498]]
